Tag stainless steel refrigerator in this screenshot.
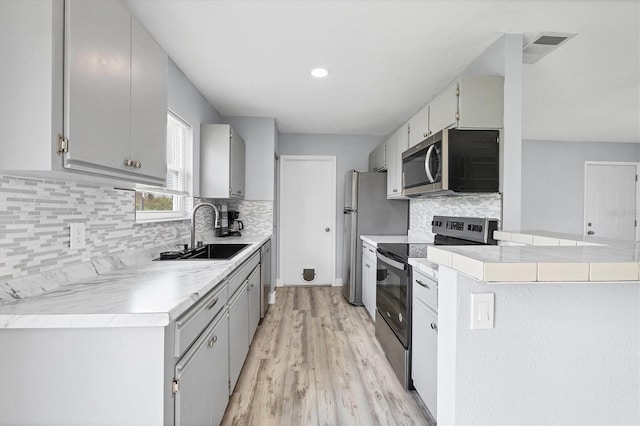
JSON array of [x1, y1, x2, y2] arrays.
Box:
[[342, 170, 409, 305]]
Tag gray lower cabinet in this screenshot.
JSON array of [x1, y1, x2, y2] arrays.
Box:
[[228, 282, 250, 394], [247, 266, 261, 341], [174, 313, 229, 426]]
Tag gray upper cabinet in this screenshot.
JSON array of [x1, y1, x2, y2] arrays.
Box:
[[407, 75, 504, 148], [200, 124, 246, 199], [130, 16, 168, 183], [368, 142, 386, 172], [63, 0, 167, 185], [63, 0, 131, 176], [0, 1, 168, 186], [408, 104, 429, 148]]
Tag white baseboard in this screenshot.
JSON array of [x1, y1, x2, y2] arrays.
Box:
[[276, 278, 283, 287], [333, 278, 343, 287], [268, 290, 276, 304]]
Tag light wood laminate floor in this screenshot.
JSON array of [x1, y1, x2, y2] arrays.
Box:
[[222, 286, 434, 426]]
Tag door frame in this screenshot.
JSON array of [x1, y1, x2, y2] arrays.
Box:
[[278, 155, 337, 286], [583, 161, 639, 241]]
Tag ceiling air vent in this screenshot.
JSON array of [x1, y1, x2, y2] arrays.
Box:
[[522, 32, 577, 64]]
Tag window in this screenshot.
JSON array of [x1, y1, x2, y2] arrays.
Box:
[[135, 111, 192, 222]]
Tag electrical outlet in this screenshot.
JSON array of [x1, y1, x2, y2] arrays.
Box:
[[69, 222, 86, 249]]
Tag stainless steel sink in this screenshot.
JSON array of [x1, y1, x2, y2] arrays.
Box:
[[156, 243, 250, 261]]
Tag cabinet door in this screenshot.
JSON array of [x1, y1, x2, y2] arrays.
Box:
[[391, 125, 409, 199], [209, 315, 230, 426], [64, 0, 130, 172], [385, 134, 398, 197], [457, 76, 504, 129], [362, 250, 377, 320], [247, 267, 261, 341], [429, 80, 458, 134], [228, 285, 249, 394], [230, 131, 246, 198], [130, 17, 167, 183], [408, 104, 429, 148], [412, 300, 437, 418]]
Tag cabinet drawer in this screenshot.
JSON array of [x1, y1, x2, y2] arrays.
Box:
[[363, 243, 377, 262], [413, 270, 438, 312], [175, 282, 228, 358], [228, 252, 260, 297]]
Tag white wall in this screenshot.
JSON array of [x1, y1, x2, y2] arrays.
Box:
[[224, 116, 276, 201], [438, 266, 640, 425], [167, 59, 222, 197], [521, 140, 640, 234], [278, 133, 383, 281]]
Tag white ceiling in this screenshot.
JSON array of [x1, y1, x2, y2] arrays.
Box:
[[125, 0, 639, 143]]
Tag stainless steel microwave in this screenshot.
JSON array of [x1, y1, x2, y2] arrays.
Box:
[[401, 129, 500, 197]]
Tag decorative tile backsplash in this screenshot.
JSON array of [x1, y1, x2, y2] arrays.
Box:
[[409, 193, 502, 238], [0, 175, 191, 282], [194, 198, 273, 241], [0, 174, 274, 285]]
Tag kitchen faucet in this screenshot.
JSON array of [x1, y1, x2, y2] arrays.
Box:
[[191, 202, 220, 250]]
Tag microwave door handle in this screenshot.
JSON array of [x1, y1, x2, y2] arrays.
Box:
[[376, 251, 407, 271], [424, 144, 435, 183]]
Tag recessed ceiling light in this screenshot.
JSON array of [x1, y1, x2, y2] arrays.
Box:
[[310, 68, 329, 78]]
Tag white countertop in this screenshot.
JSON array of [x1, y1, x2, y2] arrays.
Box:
[[419, 231, 640, 283], [0, 235, 271, 329], [361, 234, 432, 247]]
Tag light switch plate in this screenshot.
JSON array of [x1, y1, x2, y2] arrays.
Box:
[[69, 222, 86, 249], [470, 293, 494, 330]]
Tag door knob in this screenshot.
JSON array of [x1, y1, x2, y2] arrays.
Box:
[[587, 222, 592, 227], [587, 230, 595, 235], [325, 227, 330, 232]]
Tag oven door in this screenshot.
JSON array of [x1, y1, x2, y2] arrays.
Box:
[[375, 248, 411, 348]]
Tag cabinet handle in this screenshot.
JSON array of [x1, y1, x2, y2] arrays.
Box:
[[368, 249, 374, 253], [423, 133, 428, 137], [208, 335, 218, 348], [365, 264, 370, 268], [416, 279, 430, 289], [393, 189, 398, 192], [124, 159, 133, 167], [206, 297, 219, 310], [135, 161, 142, 168], [430, 323, 438, 332]]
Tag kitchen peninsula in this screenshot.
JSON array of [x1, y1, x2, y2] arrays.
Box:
[[410, 231, 640, 425]]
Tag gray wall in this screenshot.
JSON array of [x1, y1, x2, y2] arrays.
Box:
[[278, 133, 384, 282], [168, 59, 222, 197], [521, 140, 640, 234]]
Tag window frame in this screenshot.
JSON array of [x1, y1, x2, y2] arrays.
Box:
[[135, 110, 192, 223]]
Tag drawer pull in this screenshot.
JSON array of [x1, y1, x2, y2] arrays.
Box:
[[206, 297, 219, 310], [365, 264, 370, 268], [430, 323, 438, 331], [208, 335, 218, 348], [416, 279, 430, 289]]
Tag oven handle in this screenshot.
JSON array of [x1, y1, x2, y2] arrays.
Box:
[[376, 251, 407, 271]]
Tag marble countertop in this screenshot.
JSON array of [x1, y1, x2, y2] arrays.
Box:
[[420, 231, 639, 283], [0, 235, 271, 329]]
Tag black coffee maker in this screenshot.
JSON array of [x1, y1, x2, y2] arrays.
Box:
[[228, 211, 244, 236]]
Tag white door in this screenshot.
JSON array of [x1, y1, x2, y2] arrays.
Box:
[[280, 156, 336, 286], [585, 162, 638, 241]]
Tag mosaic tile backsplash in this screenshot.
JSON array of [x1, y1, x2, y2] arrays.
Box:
[[193, 198, 273, 241], [0, 175, 274, 283], [0, 175, 191, 281], [409, 193, 502, 238]]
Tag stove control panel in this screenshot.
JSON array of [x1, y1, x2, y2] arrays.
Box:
[[431, 216, 499, 244]]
